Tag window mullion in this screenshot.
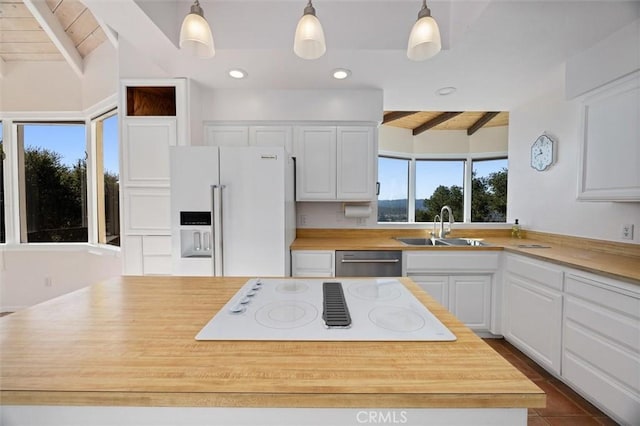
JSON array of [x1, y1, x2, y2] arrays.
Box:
[[408, 158, 416, 222], [464, 157, 472, 223]]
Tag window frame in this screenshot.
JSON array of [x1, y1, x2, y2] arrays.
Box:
[[378, 150, 508, 225], [0, 104, 120, 251]]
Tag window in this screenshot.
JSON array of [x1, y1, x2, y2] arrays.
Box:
[[377, 155, 508, 223], [377, 156, 410, 222], [0, 122, 4, 243], [471, 158, 508, 222], [96, 113, 120, 246], [415, 160, 464, 223], [18, 123, 88, 243]]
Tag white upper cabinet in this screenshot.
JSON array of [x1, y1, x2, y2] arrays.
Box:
[[205, 126, 249, 147], [250, 126, 294, 154], [578, 72, 640, 201], [336, 127, 376, 200], [296, 126, 337, 200], [296, 125, 376, 201]]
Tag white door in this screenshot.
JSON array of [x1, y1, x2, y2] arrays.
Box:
[[250, 126, 293, 154], [449, 275, 491, 331], [169, 146, 220, 276], [206, 126, 249, 147], [219, 147, 286, 276], [336, 126, 375, 200], [412, 275, 449, 307], [296, 126, 337, 200]]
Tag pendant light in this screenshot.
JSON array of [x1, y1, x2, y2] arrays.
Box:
[[407, 0, 441, 61], [293, 0, 326, 60], [179, 0, 215, 59]]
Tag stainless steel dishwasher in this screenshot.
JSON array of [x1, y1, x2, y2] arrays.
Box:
[[335, 251, 402, 277]]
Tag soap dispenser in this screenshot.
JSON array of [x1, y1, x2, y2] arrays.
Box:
[[511, 219, 522, 239]]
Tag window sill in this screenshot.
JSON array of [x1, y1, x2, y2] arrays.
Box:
[[0, 243, 121, 256]]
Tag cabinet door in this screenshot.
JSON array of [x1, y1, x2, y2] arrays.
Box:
[[250, 126, 293, 154], [205, 126, 249, 147], [122, 118, 176, 185], [449, 275, 491, 331], [578, 72, 640, 201], [291, 250, 335, 277], [504, 272, 563, 374], [336, 126, 375, 200], [411, 275, 449, 307], [296, 127, 337, 201]]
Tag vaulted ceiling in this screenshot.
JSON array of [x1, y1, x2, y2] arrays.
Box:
[[0, 0, 108, 74]]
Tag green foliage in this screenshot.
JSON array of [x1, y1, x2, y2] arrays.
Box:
[[416, 168, 507, 223], [24, 147, 87, 242]]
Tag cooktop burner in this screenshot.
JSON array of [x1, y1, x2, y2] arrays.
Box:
[[195, 278, 456, 342]]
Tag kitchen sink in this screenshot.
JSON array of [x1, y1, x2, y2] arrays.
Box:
[[395, 237, 489, 247]]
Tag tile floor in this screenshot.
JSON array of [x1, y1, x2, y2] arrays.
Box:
[[483, 338, 619, 426]]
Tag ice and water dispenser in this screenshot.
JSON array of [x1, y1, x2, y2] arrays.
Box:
[[179, 211, 212, 258]]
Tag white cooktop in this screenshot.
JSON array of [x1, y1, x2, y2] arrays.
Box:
[[196, 278, 456, 342]]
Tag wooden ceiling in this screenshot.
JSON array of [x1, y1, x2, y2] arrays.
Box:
[[383, 111, 509, 136], [0, 0, 106, 62]]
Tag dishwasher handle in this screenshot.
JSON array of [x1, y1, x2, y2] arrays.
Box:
[[340, 259, 400, 264]]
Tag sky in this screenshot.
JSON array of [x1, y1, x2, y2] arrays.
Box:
[[378, 157, 507, 200], [21, 116, 119, 175]]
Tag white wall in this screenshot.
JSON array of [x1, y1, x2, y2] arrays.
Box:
[[507, 67, 640, 244], [0, 44, 122, 310], [0, 247, 121, 311], [379, 125, 508, 156], [0, 62, 83, 112], [202, 88, 383, 123]]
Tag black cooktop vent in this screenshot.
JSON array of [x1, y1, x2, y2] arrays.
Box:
[[322, 282, 352, 329]]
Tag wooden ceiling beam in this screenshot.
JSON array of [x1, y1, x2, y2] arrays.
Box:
[[413, 112, 463, 135], [382, 111, 419, 124], [467, 111, 500, 136], [23, 0, 83, 77]]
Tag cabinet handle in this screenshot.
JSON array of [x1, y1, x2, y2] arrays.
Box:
[[376, 182, 380, 196], [340, 259, 400, 264]]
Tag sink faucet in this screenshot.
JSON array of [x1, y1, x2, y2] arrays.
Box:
[[430, 214, 440, 243], [439, 206, 454, 238]]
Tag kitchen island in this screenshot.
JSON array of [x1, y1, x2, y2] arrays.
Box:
[[0, 276, 544, 426]]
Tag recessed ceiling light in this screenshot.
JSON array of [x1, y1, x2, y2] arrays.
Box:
[[229, 69, 247, 79], [332, 68, 351, 80], [436, 86, 457, 96]]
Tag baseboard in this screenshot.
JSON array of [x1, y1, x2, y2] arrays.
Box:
[[1, 305, 27, 314]]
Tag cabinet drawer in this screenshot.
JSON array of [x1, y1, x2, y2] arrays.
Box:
[[564, 307, 640, 394], [505, 254, 564, 291], [143, 255, 172, 275], [142, 236, 172, 256], [292, 251, 334, 270]]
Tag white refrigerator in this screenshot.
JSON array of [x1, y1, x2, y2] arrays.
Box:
[[170, 146, 295, 276]]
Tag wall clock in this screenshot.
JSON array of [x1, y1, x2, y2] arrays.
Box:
[[531, 134, 554, 171]]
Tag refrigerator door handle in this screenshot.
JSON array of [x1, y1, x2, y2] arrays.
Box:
[[212, 185, 225, 276]]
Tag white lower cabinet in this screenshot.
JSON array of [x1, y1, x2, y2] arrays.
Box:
[[412, 274, 492, 332], [562, 271, 640, 425], [503, 254, 564, 375], [291, 250, 335, 277], [405, 252, 498, 334], [503, 253, 640, 425]]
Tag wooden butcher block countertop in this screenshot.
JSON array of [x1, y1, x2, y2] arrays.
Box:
[[0, 276, 544, 409], [291, 229, 640, 283]]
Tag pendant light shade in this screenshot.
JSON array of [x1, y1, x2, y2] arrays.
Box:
[[294, 1, 326, 60], [180, 0, 215, 59], [407, 0, 441, 61]]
